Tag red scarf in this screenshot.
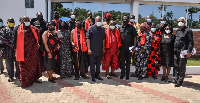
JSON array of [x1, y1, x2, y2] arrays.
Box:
[[73, 27, 87, 52], [105, 27, 122, 49], [85, 18, 90, 31], [54, 19, 59, 31], [139, 31, 146, 46], [129, 21, 133, 25], [16, 24, 39, 61]]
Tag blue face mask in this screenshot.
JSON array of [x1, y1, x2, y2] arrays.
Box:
[[130, 19, 135, 22], [0, 22, 3, 27], [161, 21, 166, 24], [147, 19, 151, 23], [151, 28, 156, 32], [24, 22, 30, 27]]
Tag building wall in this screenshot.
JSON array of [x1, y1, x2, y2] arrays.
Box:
[[25, 0, 47, 22], [0, 0, 25, 26], [0, 0, 47, 26]]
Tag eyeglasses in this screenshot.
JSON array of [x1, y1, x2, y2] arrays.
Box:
[[165, 28, 170, 30], [178, 21, 185, 23]]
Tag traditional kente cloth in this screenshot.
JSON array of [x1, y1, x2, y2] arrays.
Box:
[[147, 30, 162, 75], [17, 26, 43, 88], [102, 28, 121, 70]]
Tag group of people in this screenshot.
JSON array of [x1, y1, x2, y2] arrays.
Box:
[[0, 10, 193, 88]]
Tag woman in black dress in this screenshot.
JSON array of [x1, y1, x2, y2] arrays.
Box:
[[160, 25, 175, 82], [42, 22, 60, 83], [57, 21, 73, 78]]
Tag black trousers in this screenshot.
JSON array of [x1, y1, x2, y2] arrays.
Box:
[[0, 57, 4, 72], [120, 49, 131, 77], [73, 51, 86, 77], [5, 58, 14, 78], [174, 52, 187, 84], [90, 54, 102, 77]]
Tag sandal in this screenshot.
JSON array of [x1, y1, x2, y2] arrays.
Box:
[[161, 76, 165, 81]]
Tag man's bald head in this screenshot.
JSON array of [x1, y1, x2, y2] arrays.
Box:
[[109, 20, 116, 26], [95, 16, 101, 22], [160, 16, 166, 21], [22, 16, 30, 23], [0, 18, 3, 22], [7, 18, 15, 23], [146, 16, 151, 20]]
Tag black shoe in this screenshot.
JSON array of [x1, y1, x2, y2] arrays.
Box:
[[172, 80, 177, 84], [164, 76, 168, 82], [81, 75, 89, 79], [8, 78, 13, 82], [35, 80, 42, 83], [92, 77, 96, 82], [120, 75, 124, 79], [175, 83, 182, 87], [74, 76, 79, 80], [152, 75, 157, 80], [110, 73, 117, 77], [130, 73, 138, 77], [138, 76, 143, 80], [144, 75, 149, 78], [106, 75, 111, 79], [161, 76, 165, 81], [0, 71, 3, 74], [95, 76, 103, 80], [126, 76, 129, 80], [48, 78, 56, 83]]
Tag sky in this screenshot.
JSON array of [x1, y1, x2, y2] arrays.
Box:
[[62, 2, 200, 21]]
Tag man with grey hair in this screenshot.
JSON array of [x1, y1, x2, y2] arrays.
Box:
[[173, 17, 194, 87]]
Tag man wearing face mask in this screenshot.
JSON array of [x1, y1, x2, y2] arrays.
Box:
[[86, 16, 106, 82], [33, 12, 47, 69], [16, 16, 43, 88], [102, 12, 112, 29], [1, 18, 17, 82], [67, 12, 76, 32], [143, 16, 151, 32], [52, 11, 62, 31], [129, 15, 140, 33], [0, 18, 5, 74], [83, 11, 95, 32], [102, 20, 122, 79], [71, 20, 89, 80], [119, 15, 137, 80], [173, 17, 194, 87]]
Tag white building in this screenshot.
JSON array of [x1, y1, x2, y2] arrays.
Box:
[[0, 0, 200, 25]]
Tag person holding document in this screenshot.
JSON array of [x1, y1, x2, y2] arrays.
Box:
[[173, 17, 194, 87]]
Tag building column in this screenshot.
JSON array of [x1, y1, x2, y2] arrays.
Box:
[[186, 6, 188, 26], [131, 0, 139, 23], [48, 0, 51, 22], [72, 1, 74, 11], [101, 3, 103, 22], [130, 2, 133, 15], [161, 4, 165, 17]]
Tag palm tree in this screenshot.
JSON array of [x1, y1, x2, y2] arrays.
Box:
[[186, 7, 200, 27], [165, 11, 173, 25], [157, 5, 167, 17]]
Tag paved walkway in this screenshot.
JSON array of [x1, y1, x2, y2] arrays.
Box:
[[1, 70, 200, 103]]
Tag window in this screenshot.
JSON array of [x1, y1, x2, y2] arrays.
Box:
[[25, 0, 34, 8]]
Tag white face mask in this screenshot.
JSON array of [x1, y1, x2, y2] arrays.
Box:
[[24, 22, 30, 27], [165, 30, 171, 34], [147, 19, 151, 23], [130, 19, 135, 22], [96, 22, 102, 27], [151, 28, 156, 32], [110, 26, 115, 30], [71, 15, 75, 19], [178, 22, 185, 27]]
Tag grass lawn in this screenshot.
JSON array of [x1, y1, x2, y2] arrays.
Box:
[[187, 58, 200, 66]]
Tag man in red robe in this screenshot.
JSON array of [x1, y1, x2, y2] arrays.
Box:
[[16, 16, 43, 88], [53, 11, 62, 32], [102, 20, 122, 79], [102, 12, 112, 29]]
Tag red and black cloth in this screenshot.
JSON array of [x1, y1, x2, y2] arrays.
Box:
[[147, 30, 162, 76]]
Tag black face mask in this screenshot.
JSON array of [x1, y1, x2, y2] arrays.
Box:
[[49, 27, 55, 31], [106, 18, 111, 22], [123, 20, 128, 25], [89, 15, 92, 19], [77, 24, 81, 29], [55, 15, 59, 19]]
